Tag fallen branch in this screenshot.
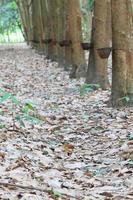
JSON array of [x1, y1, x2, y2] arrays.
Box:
[[0, 182, 49, 193], [0, 182, 76, 198]]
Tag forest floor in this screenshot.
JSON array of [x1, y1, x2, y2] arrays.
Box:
[[0, 44, 133, 200]]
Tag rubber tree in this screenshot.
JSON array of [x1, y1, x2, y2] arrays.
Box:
[[67, 0, 86, 78], [38, 0, 45, 52], [16, 0, 33, 43], [111, 0, 133, 106], [64, 0, 73, 69], [56, 0, 66, 65], [86, 0, 110, 89], [46, 0, 59, 60], [32, 0, 45, 50], [40, 0, 48, 54]]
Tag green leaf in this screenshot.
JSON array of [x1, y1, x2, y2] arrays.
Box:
[[128, 160, 133, 165], [22, 115, 40, 124], [0, 88, 5, 93], [128, 134, 133, 140], [0, 92, 11, 103], [123, 96, 130, 102], [53, 191, 61, 197], [15, 115, 25, 127], [22, 101, 36, 114], [22, 105, 29, 114], [10, 95, 20, 105], [118, 96, 130, 104], [0, 109, 4, 115], [0, 123, 5, 129], [19, 120, 25, 128], [25, 102, 36, 111], [0, 86, 40, 129], [80, 84, 100, 96]]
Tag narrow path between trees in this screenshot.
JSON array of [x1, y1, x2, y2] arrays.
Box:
[[0, 44, 133, 200]]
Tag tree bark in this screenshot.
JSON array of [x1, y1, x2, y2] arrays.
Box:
[[67, 0, 86, 78], [46, 0, 58, 60], [31, 0, 44, 50], [111, 0, 133, 106], [16, 0, 32, 43], [56, 0, 65, 65], [86, 0, 110, 89]]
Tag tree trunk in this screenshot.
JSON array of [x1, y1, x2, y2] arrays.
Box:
[[67, 0, 86, 78], [86, 0, 110, 89], [16, 0, 33, 44], [56, 0, 65, 65], [38, 0, 45, 52], [111, 0, 133, 106], [32, 0, 40, 49], [40, 0, 49, 56], [64, 0, 73, 69], [32, 0, 44, 50], [47, 0, 58, 60]]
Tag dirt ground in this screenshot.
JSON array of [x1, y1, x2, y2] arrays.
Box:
[[0, 44, 133, 200]]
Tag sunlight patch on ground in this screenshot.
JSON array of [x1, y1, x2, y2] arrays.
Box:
[[0, 43, 29, 50]]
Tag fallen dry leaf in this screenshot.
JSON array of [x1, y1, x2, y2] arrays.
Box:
[[0, 44, 133, 199], [63, 143, 75, 154]]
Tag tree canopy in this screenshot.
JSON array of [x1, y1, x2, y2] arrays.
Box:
[[0, 0, 21, 35]]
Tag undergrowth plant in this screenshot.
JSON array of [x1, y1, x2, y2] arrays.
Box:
[[116, 96, 130, 106], [0, 88, 39, 130], [79, 83, 100, 96]]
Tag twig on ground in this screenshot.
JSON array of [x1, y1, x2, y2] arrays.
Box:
[[0, 182, 76, 199]]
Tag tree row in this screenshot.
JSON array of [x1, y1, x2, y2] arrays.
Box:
[[16, 0, 133, 107]]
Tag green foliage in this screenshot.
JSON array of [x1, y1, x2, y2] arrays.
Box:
[[79, 83, 100, 96], [88, 0, 94, 11], [0, 88, 40, 129], [48, 190, 62, 199], [127, 160, 133, 165], [0, 0, 23, 42], [80, 0, 94, 13], [52, 191, 61, 197], [80, 0, 94, 41], [0, 0, 20, 33], [0, 123, 5, 129], [121, 96, 130, 103], [116, 96, 130, 106], [128, 134, 133, 140]]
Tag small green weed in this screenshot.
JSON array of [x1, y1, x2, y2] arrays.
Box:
[[117, 96, 130, 106], [79, 83, 100, 96], [0, 88, 39, 129]]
